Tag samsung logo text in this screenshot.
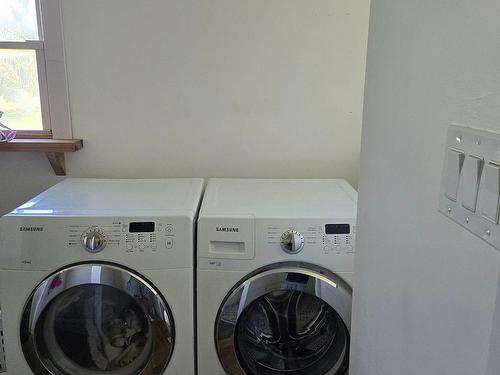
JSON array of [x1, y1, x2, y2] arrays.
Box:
[[19, 227, 44, 232], [216, 227, 239, 233]]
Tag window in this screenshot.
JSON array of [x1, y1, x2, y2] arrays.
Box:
[[0, 0, 71, 138]]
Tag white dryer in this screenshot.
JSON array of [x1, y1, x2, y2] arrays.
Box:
[[197, 179, 357, 375], [0, 178, 203, 375]]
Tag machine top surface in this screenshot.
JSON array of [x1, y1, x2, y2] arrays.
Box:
[[6, 178, 204, 217], [200, 178, 357, 219]]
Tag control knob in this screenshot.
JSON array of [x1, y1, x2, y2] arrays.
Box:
[[280, 230, 304, 254], [81, 227, 106, 253]]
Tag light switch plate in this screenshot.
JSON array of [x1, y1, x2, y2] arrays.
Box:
[[439, 125, 500, 250]]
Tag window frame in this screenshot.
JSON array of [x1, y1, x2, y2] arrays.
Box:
[[0, 0, 72, 139]]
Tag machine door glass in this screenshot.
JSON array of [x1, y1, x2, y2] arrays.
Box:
[[20, 264, 174, 375], [216, 263, 352, 375]]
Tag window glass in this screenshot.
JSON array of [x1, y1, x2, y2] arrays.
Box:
[[235, 290, 349, 374], [35, 284, 152, 373], [0, 49, 42, 130], [0, 0, 39, 41]]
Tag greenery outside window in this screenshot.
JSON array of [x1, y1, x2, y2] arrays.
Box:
[[0, 0, 71, 139]]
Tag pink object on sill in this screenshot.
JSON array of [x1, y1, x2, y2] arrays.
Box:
[[0, 110, 17, 142]]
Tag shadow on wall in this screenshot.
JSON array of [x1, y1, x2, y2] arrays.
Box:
[[486, 268, 500, 375]]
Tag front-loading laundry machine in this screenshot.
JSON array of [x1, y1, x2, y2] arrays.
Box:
[[0, 178, 203, 375], [197, 179, 357, 375]]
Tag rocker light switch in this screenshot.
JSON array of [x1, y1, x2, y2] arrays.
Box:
[[478, 162, 500, 224], [444, 148, 465, 201], [440, 125, 500, 251], [458, 155, 483, 212]]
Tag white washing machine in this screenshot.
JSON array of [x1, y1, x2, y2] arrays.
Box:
[[197, 179, 357, 375], [0, 178, 203, 375]]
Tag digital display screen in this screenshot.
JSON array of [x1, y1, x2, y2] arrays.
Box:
[[325, 224, 350, 234], [129, 222, 155, 233]]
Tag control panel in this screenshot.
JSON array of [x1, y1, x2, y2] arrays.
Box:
[[267, 223, 355, 255], [198, 219, 356, 270], [68, 221, 175, 253]]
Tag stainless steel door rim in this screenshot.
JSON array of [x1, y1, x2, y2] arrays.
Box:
[[215, 262, 352, 375], [20, 263, 174, 375]]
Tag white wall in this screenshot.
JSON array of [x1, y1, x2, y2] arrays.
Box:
[[352, 1, 500, 374], [0, 0, 369, 215]]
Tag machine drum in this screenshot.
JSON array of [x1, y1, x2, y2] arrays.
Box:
[[235, 290, 349, 375]]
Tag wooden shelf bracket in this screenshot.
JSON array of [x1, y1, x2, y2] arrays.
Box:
[[45, 152, 67, 176], [0, 138, 83, 176]]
